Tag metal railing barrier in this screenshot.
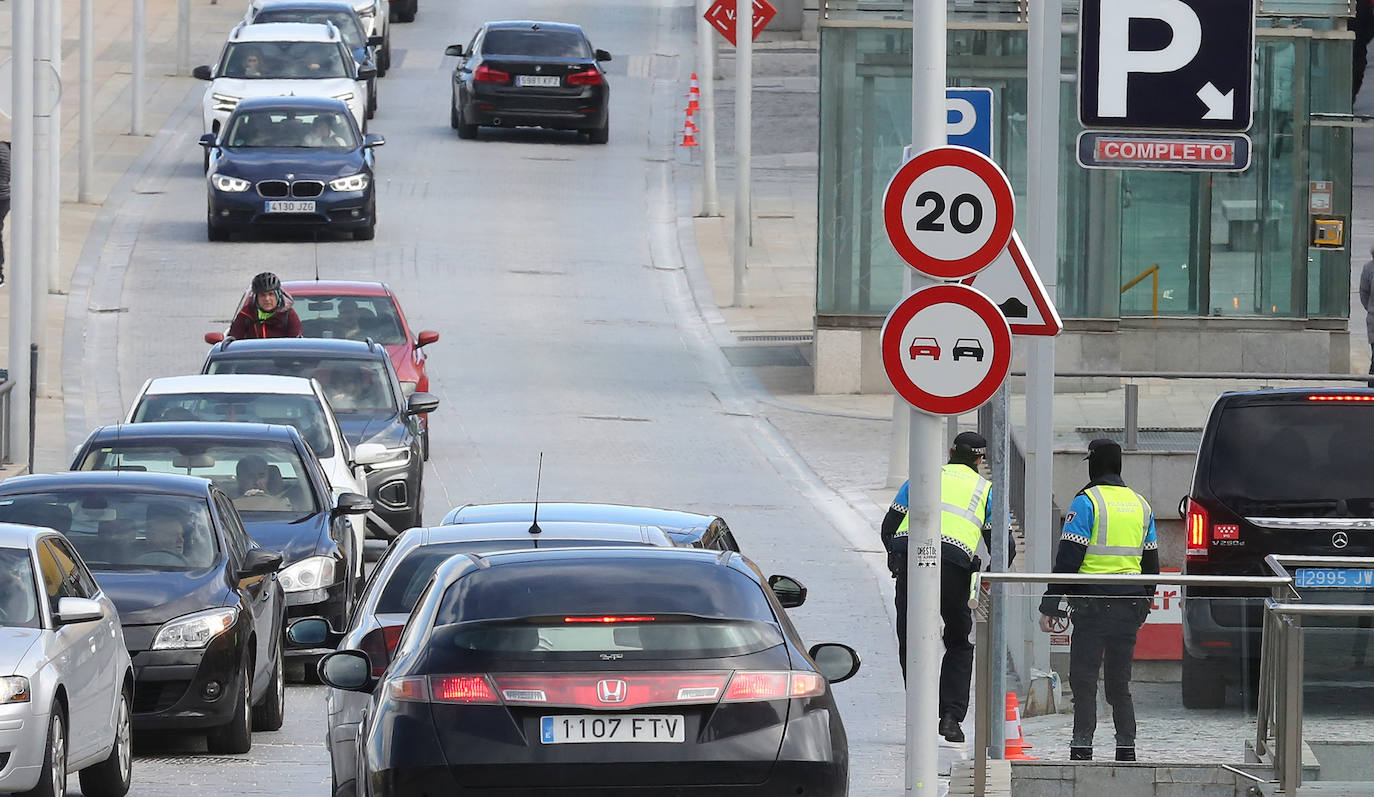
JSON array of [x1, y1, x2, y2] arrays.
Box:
[[1121, 264, 1160, 317]]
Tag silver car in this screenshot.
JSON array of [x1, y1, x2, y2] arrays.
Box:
[[0, 523, 133, 797]]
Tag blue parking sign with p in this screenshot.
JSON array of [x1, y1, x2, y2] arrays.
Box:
[[946, 88, 994, 157]]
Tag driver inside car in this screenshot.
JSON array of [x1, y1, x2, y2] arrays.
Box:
[[0, 568, 37, 626], [142, 504, 191, 562]]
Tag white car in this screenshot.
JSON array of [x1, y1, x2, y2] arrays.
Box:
[[246, 0, 390, 76], [194, 22, 370, 141], [124, 374, 385, 581], [0, 524, 133, 797]]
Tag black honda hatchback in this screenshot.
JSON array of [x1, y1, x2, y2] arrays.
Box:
[[319, 547, 861, 796]]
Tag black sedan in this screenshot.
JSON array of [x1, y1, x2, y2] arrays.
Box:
[[70, 422, 372, 671], [202, 338, 438, 539], [318, 547, 860, 796], [201, 96, 384, 241], [445, 21, 611, 143], [249, 1, 384, 118], [441, 502, 742, 551], [0, 472, 286, 753]]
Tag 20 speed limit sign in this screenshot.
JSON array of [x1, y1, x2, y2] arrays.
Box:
[[882, 146, 1016, 280]]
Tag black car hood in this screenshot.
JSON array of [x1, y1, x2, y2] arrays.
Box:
[[240, 510, 332, 565], [336, 414, 406, 447], [218, 147, 365, 180], [95, 567, 233, 627]]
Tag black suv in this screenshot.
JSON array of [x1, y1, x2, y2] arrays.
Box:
[[1181, 387, 1374, 708], [202, 338, 438, 539]]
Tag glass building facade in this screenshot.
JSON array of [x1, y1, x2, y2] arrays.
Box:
[[817, 5, 1355, 328]]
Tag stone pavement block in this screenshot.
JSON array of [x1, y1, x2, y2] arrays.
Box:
[[1072, 762, 1160, 793]]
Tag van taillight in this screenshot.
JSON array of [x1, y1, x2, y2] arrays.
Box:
[[1186, 499, 1209, 561]]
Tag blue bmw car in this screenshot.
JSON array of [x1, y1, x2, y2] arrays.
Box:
[[201, 96, 384, 241]]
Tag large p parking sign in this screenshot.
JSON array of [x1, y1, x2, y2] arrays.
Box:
[[1079, 0, 1255, 132]]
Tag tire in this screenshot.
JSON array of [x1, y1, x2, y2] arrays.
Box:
[[207, 217, 230, 242], [79, 689, 132, 797], [588, 117, 609, 145], [1181, 647, 1227, 709], [378, 40, 390, 77], [252, 641, 286, 732], [450, 95, 460, 130], [455, 102, 477, 140], [202, 147, 211, 174], [420, 426, 430, 461], [20, 709, 65, 797], [354, 223, 376, 241], [397, 2, 416, 23], [206, 664, 253, 754]]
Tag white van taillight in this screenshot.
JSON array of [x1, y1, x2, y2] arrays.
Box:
[[1186, 499, 1209, 561]]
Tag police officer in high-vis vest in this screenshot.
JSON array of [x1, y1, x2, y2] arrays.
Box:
[[1038, 438, 1159, 763], [882, 431, 1014, 744]]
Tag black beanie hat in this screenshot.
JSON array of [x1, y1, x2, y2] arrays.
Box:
[[949, 431, 987, 466], [1086, 438, 1123, 479]]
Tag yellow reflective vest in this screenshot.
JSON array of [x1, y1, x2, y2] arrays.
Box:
[[895, 464, 990, 558], [1080, 485, 1149, 574]]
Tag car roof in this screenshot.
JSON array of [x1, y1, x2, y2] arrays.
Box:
[[210, 337, 384, 359], [1217, 387, 1374, 401], [252, 0, 359, 12], [231, 21, 342, 42], [485, 20, 586, 34], [0, 471, 214, 498], [442, 502, 716, 531], [84, 421, 304, 444], [419, 520, 674, 547], [234, 95, 352, 114], [0, 522, 52, 548], [283, 280, 390, 297], [144, 374, 316, 396]]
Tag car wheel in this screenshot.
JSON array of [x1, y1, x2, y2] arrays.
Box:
[[78, 688, 132, 797], [450, 93, 460, 130], [456, 103, 477, 140], [207, 216, 230, 242], [378, 40, 390, 76], [20, 708, 66, 797], [206, 664, 253, 754], [1180, 647, 1227, 709], [398, 4, 416, 22], [252, 641, 285, 732], [354, 223, 376, 241], [588, 116, 609, 145], [420, 426, 430, 461], [202, 147, 211, 174]]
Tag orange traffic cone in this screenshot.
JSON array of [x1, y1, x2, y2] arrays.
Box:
[[686, 73, 701, 112], [1003, 692, 1037, 760], [681, 108, 698, 147]]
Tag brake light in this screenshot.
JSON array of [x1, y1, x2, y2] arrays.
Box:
[[789, 672, 825, 698], [384, 624, 403, 653], [474, 64, 510, 83], [563, 616, 656, 624], [1308, 395, 1374, 402], [1185, 499, 1209, 561], [566, 68, 602, 86], [359, 624, 406, 677], [430, 675, 500, 704]]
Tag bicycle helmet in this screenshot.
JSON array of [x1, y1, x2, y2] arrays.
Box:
[[252, 272, 281, 294]]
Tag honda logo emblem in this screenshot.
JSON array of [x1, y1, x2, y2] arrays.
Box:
[[596, 679, 627, 703], [1333, 531, 1350, 549]]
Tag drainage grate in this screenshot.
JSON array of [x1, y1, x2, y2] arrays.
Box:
[[737, 333, 813, 344], [1075, 427, 1203, 452], [137, 756, 248, 765], [722, 345, 810, 367]]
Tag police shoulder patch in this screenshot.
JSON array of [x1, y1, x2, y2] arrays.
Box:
[[1064, 510, 1076, 524]]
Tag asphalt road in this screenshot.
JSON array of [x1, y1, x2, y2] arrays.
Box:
[[59, 0, 909, 793]]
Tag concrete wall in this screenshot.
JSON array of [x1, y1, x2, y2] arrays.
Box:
[[1011, 762, 1263, 797]]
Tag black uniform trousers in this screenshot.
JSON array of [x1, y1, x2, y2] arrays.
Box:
[[893, 559, 976, 722], [1067, 597, 1148, 749]]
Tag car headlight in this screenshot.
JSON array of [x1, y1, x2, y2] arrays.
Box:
[[367, 446, 411, 469], [400, 381, 418, 397], [329, 173, 370, 192], [211, 93, 240, 112], [333, 92, 357, 105], [0, 676, 30, 704], [279, 556, 338, 593], [152, 607, 239, 650], [212, 173, 252, 192]]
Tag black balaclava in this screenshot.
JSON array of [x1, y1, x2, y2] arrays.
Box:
[[1086, 438, 1123, 481]]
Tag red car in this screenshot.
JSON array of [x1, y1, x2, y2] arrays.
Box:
[[909, 336, 940, 361], [206, 280, 439, 457]]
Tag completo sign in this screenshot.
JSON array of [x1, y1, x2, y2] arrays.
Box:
[[1077, 131, 1252, 172]]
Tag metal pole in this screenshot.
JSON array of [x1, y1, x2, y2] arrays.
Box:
[[1124, 383, 1139, 451], [79, 0, 95, 203], [9, 0, 35, 471], [988, 383, 1011, 758], [697, 0, 720, 217], [48, 0, 61, 298], [905, 0, 945, 791], [974, 611, 990, 795], [1024, 0, 1063, 680], [132, 0, 147, 135], [177, 0, 192, 76], [26, 345, 36, 475], [731, 0, 751, 306], [31, 0, 55, 391]]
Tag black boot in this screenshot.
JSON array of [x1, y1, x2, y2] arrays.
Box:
[[1116, 747, 1136, 762], [1070, 746, 1092, 761], [938, 715, 964, 743]]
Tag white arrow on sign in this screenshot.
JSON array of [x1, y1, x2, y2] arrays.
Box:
[[960, 230, 1062, 337], [1196, 82, 1234, 120]]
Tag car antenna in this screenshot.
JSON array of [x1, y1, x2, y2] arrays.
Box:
[[529, 453, 543, 535]]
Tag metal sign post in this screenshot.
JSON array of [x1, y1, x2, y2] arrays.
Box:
[[732, 0, 752, 307]]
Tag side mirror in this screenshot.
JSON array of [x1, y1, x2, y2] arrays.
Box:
[[406, 392, 440, 416], [55, 597, 104, 625], [205, 332, 225, 345], [287, 617, 337, 646], [192, 65, 213, 81], [416, 330, 439, 347], [444, 44, 464, 57], [768, 574, 807, 608], [198, 133, 217, 148], [595, 49, 612, 62], [808, 643, 861, 684], [352, 442, 389, 466], [363, 133, 386, 148], [357, 65, 378, 80], [334, 492, 374, 516], [318, 650, 374, 692], [237, 548, 282, 579], [368, 35, 385, 47], [1178, 496, 1190, 519]]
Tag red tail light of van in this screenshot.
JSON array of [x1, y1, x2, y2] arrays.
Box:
[[1186, 499, 1209, 561]]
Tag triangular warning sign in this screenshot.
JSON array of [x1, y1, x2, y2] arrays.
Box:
[[962, 230, 1062, 336]]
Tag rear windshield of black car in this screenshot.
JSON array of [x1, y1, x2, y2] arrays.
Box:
[[429, 617, 784, 662], [482, 29, 590, 58], [1207, 400, 1374, 517]]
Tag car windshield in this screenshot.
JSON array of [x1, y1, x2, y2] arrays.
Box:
[[0, 492, 217, 571], [254, 10, 366, 47], [207, 356, 396, 415], [77, 442, 320, 516], [1208, 401, 1374, 517], [131, 391, 335, 459], [0, 547, 40, 629], [482, 29, 590, 58], [219, 40, 351, 78], [296, 295, 406, 344], [224, 109, 357, 149]]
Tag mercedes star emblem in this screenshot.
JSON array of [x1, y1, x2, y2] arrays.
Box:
[[1333, 531, 1350, 549]]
